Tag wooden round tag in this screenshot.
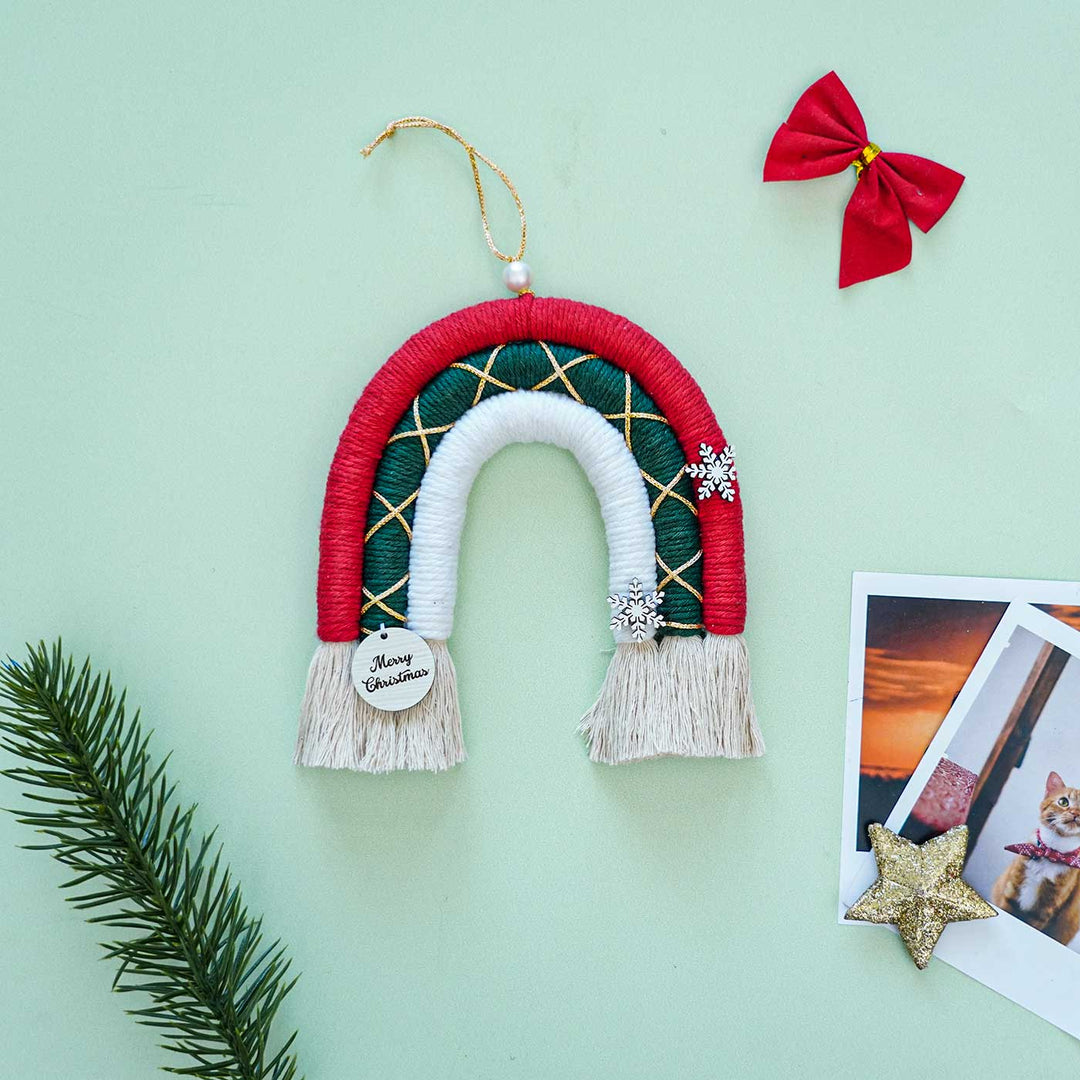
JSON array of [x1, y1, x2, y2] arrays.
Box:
[[351, 627, 435, 712]]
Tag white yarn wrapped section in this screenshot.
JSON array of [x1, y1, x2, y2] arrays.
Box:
[[407, 391, 658, 644], [403, 391, 661, 768]]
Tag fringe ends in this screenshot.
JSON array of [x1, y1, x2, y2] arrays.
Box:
[[579, 639, 674, 764], [293, 640, 464, 773], [701, 632, 764, 760], [294, 641, 360, 769], [356, 639, 465, 774], [294, 633, 760, 771], [580, 633, 763, 765]]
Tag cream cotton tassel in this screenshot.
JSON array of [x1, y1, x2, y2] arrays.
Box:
[[355, 640, 465, 773]]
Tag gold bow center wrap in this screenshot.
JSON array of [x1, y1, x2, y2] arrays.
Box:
[[852, 142, 882, 179]]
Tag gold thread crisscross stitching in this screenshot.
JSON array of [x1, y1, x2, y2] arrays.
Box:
[[656, 551, 704, 602], [451, 345, 516, 405], [385, 397, 455, 462], [529, 351, 597, 390], [641, 467, 699, 517], [365, 490, 418, 542], [603, 371, 669, 448], [535, 341, 585, 403], [361, 573, 410, 625]]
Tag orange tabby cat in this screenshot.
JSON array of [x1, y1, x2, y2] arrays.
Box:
[[991, 771, 1080, 945]]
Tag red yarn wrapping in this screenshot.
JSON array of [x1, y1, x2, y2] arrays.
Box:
[[316, 295, 746, 641]]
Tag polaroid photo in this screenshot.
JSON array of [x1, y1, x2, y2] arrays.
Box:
[[840, 573, 1080, 918], [856, 604, 1080, 1039]]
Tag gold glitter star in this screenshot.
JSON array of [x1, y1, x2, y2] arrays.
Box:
[[846, 823, 997, 969]]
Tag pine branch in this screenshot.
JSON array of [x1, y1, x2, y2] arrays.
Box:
[[0, 641, 302, 1080]]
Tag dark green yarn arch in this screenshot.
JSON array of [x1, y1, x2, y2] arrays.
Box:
[[360, 340, 704, 637]]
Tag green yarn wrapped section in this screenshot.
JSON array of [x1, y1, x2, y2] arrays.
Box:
[[360, 340, 703, 638]]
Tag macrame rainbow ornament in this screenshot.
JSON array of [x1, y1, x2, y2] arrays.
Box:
[[294, 118, 763, 772]]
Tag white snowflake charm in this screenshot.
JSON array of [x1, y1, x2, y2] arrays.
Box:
[[607, 578, 665, 642], [686, 442, 736, 501]]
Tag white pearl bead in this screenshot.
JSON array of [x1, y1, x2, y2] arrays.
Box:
[[502, 260, 533, 293]]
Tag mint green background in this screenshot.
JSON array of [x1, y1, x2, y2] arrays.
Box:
[[3, 3, 1079, 1077]]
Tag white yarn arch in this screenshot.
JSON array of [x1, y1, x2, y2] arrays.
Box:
[[406, 391, 658, 643]]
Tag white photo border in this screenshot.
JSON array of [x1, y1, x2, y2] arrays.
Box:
[[840, 573, 1080, 922]]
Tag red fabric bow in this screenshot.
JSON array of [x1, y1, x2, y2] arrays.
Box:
[[763, 72, 964, 288]]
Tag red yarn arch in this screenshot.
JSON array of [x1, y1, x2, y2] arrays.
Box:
[[316, 295, 746, 641]]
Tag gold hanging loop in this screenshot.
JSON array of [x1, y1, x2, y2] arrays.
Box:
[[361, 117, 527, 264]]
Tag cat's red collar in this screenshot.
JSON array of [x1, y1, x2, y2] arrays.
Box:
[[1005, 829, 1080, 868]]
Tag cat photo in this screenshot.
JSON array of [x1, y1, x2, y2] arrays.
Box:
[[992, 771, 1080, 945]]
